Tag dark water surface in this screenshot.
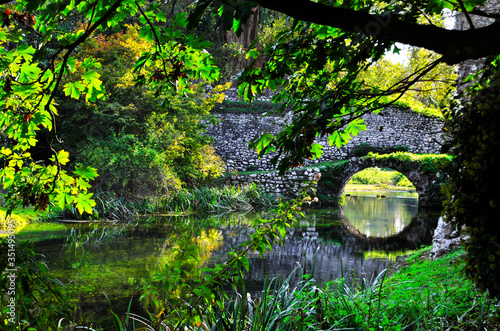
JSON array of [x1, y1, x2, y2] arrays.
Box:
[[24, 191, 438, 328]]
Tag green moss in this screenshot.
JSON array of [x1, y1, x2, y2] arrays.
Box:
[[392, 100, 445, 119], [346, 168, 414, 188]]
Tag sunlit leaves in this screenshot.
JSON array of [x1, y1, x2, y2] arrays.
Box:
[[310, 143, 324, 159], [252, 132, 276, 155], [75, 192, 96, 214], [329, 131, 350, 149], [50, 150, 70, 165], [19, 62, 42, 82], [0, 1, 110, 214], [63, 81, 86, 99]]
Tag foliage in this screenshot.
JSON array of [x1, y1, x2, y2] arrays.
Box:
[[52, 191, 148, 221], [366, 152, 452, 175], [0, 0, 498, 300], [130, 193, 306, 330], [56, 24, 225, 200], [3, 236, 499, 330], [187, 0, 469, 174], [352, 142, 410, 157], [0, 1, 221, 215], [316, 153, 450, 204], [140, 248, 499, 330], [358, 47, 456, 119], [0, 208, 39, 236], [379, 248, 499, 329], [442, 56, 500, 298]]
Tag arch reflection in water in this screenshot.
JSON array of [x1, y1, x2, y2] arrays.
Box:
[[342, 191, 419, 237], [217, 204, 438, 292]]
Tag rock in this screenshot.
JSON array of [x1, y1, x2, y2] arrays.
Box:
[[430, 217, 468, 259]]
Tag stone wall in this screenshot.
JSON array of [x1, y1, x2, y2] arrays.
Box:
[[206, 107, 444, 172], [228, 167, 322, 198]]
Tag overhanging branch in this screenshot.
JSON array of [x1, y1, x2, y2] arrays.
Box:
[[252, 0, 500, 64]]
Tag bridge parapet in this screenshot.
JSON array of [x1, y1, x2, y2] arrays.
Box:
[[207, 107, 444, 172]]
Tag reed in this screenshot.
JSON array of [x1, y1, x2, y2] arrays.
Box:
[[162, 183, 278, 214]]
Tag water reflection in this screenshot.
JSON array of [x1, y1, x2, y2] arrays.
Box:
[[24, 196, 438, 328], [342, 192, 419, 237], [217, 205, 438, 292]]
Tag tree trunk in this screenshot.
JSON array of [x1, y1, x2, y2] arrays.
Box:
[[222, 7, 260, 72]]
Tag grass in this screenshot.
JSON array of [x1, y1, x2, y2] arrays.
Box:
[[379, 248, 500, 329], [392, 99, 445, 119], [162, 183, 279, 214], [345, 183, 415, 191], [2, 230, 499, 329], [0, 207, 42, 236], [345, 167, 415, 192], [14, 222, 68, 242]]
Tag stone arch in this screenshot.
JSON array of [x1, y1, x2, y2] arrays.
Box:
[[317, 157, 443, 209]]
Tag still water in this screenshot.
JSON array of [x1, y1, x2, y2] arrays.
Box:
[[24, 191, 438, 327]]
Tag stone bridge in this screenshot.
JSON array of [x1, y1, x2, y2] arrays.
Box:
[[229, 154, 449, 209], [208, 104, 448, 209], [207, 106, 444, 172]]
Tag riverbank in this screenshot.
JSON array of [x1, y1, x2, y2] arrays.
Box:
[[197, 246, 499, 331], [0, 208, 41, 236]]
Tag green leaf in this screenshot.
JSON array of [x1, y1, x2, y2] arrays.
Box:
[[253, 133, 275, 155], [19, 62, 42, 83], [55, 192, 73, 210], [75, 192, 96, 214], [328, 131, 350, 148], [63, 81, 86, 99], [74, 165, 98, 180], [310, 143, 324, 159]]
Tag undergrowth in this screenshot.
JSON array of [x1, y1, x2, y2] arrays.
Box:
[[162, 183, 278, 214], [2, 241, 499, 329], [197, 247, 499, 331]]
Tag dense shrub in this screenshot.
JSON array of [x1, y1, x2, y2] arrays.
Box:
[[442, 57, 500, 298], [53, 25, 225, 199]]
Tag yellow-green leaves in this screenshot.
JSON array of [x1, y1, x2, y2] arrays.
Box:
[[50, 150, 70, 165], [252, 132, 276, 156], [19, 62, 42, 83], [310, 143, 324, 159], [75, 192, 97, 214], [63, 81, 86, 99]]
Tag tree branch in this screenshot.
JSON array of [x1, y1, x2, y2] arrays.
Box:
[[252, 0, 500, 64], [456, 0, 475, 29]]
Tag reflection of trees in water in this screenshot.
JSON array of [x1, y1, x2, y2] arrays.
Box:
[[342, 195, 419, 237]]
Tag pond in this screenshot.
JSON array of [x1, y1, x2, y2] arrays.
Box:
[[22, 191, 438, 329]]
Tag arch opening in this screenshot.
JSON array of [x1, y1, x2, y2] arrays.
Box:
[[343, 167, 418, 197], [341, 167, 419, 238]]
